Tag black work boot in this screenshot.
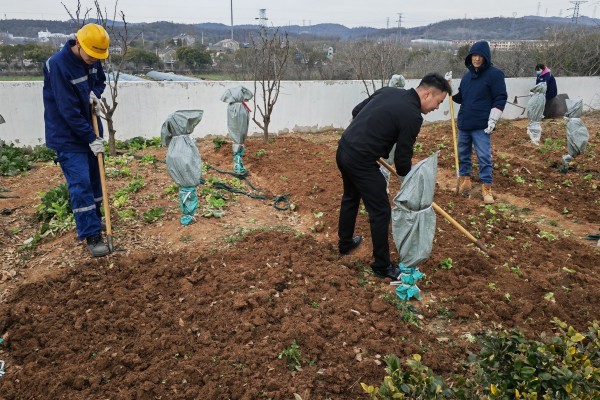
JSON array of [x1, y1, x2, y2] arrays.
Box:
[[372, 263, 401, 280], [86, 234, 110, 257], [339, 235, 362, 255]]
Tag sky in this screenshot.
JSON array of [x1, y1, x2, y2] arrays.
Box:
[[4, 0, 600, 28]]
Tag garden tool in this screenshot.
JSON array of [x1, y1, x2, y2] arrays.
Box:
[[446, 75, 460, 194], [91, 108, 114, 253], [506, 101, 527, 115], [513, 94, 531, 104], [378, 158, 491, 256]]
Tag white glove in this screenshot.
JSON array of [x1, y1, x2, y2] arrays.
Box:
[[484, 108, 503, 134], [444, 71, 452, 81], [90, 92, 102, 115], [89, 137, 104, 156]]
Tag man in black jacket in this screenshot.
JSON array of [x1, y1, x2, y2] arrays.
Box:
[[337, 73, 451, 279]]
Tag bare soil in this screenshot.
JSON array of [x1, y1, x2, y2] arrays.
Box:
[[0, 113, 598, 399]]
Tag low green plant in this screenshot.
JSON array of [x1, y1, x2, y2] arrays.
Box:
[[361, 354, 453, 399], [413, 142, 423, 153], [514, 175, 526, 184], [254, 148, 266, 157], [438, 258, 453, 270], [117, 209, 136, 221], [31, 145, 56, 162], [164, 184, 178, 196], [539, 138, 564, 153], [382, 293, 420, 326], [180, 234, 192, 243], [278, 340, 302, 371], [114, 177, 144, 198], [212, 137, 227, 150], [142, 207, 164, 223], [113, 193, 129, 208], [106, 165, 132, 178], [538, 231, 557, 241], [0, 143, 32, 176], [33, 183, 75, 236], [139, 154, 158, 164]]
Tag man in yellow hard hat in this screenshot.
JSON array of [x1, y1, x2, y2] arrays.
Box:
[[42, 23, 112, 257]]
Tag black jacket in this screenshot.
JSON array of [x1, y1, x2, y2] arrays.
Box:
[[339, 87, 422, 176]]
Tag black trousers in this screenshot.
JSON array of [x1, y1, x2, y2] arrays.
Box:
[[336, 146, 391, 269]]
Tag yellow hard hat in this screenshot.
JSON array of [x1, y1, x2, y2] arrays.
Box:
[[77, 23, 110, 59]]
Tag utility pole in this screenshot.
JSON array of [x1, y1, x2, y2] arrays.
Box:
[[386, 17, 389, 29], [230, 0, 234, 40], [568, 1, 588, 24], [396, 13, 403, 40], [537, 2, 541, 16]]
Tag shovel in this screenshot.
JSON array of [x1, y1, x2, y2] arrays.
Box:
[[378, 158, 491, 256], [91, 107, 114, 253], [446, 80, 460, 194]]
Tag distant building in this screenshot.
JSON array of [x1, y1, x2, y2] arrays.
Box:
[[410, 38, 453, 49], [324, 45, 335, 59], [109, 46, 124, 55], [158, 48, 177, 70], [38, 29, 71, 42], [453, 39, 551, 51], [207, 39, 240, 54], [172, 34, 195, 46]]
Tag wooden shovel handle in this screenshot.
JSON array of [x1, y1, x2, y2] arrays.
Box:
[[91, 109, 112, 238]]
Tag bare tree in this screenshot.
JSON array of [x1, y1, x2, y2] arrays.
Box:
[[343, 39, 406, 96], [62, 0, 131, 156], [250, 27, 290, 142]]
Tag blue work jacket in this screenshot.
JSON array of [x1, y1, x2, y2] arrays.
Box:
[[43, 39, 106, 152]]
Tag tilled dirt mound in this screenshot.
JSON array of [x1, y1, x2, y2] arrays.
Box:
[[0, 113, 598, 399], [0, 232, 447, 399]]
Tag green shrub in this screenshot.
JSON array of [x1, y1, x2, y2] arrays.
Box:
[[361, 354, 453, 399], [471, 318, 600, 399], [31, 145, 56, 162], [0, 143, 32, 176], [33, 183, 75, 235], [362, 319, 600, 399]]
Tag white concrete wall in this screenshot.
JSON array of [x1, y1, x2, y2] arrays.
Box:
[[1, 77, 599, 147]]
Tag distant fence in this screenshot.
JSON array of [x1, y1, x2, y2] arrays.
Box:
[[1, 77, 599, 147]]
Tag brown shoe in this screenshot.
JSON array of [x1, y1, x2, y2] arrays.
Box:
[[459, 176, 472, 195], [482, 184, 494, 204]]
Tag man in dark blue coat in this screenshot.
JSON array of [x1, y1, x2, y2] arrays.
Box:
[[43, 23, 111, 257], [337, 74, 452, 280], [452, 40, 507, 204]]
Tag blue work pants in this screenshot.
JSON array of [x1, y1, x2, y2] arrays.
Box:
[[56, 151, 103, 240], [458, 129, 493, 184]]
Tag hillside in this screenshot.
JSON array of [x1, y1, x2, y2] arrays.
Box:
[[1, 15, 597, 43]]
